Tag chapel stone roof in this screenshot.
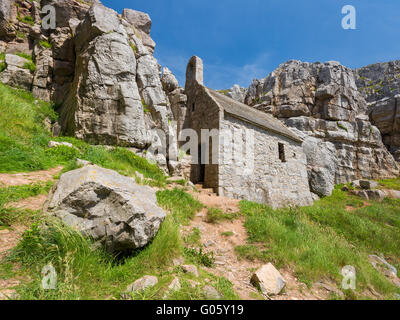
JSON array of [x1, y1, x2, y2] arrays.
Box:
[[207, 88, 303, 143]]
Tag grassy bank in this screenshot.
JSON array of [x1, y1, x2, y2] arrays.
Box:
[[0, 83, 166, 185], [238, 187, 400, 299]]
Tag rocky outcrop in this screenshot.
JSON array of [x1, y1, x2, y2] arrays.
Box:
[[44, 165, 166, 252], [0, 0, 186, 175], [245, 60, 399, 195], [60, 4, 151, 148], [355, 60, 400, 161], [0, 53, 33, 90], [122, 9, 155, 53]]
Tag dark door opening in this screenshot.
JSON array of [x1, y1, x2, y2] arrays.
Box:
[[198, 144, 205, 182]]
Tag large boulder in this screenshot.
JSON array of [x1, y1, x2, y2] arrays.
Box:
[[44, 165, 166, 252], [245, 60, 399, 193], [303, 137, 337, 197], [0, 54, 33, 91]]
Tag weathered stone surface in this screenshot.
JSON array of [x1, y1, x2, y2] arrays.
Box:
[[352, 189, 387, 201], [172, 256, 184, 266], [251, 263, 286, 296], [181, 265, 199, 277], [122, 9, 152, 35], [351, 190, 369, 200], [168, 278, 181, 292], [76, 158, 92, 167], [44, 165, 166, 252], [125, 275, 158, 294], [202, 285, 222, 299], [122, 8, 155, 53], [48, 140, 73, 148], [245, 60, 399, 193], [224, 84, 247, 104], [4, 53, 29, 68], [162, 67, 179, 93], [365, 189, 387, 201], [386, 189, 400, 199], [355, 60, 400, 161], [0, 0, 14, 39], [359, 180, 379, 190], [303, 137, 337, 196], [41, 0, 98, 28], [369, 255, 397, 277], [0, 54, 33, 91], [60, 4, 151, 148]]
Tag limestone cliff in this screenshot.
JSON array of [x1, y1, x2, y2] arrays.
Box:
[[355, 60, 400, 161], [243, 60, 399, 196]]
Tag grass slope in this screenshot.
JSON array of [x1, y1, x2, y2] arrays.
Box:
[[0, 83, 166, 185], [0, 189, 237, 300], [238, 187, 400, 299]]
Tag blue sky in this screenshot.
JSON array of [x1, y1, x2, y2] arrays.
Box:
[[102, 0, 400, 89]]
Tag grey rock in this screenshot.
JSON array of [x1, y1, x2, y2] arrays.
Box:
[[355, 60, 400, 160], [122, 8, 155, 52], [122, 9, 152, 35], [181, 265, 199, 277], [0, 64, 33, 91], [386, 189, 400, 199], [76, 158, 92, 167], [351, 180, 361, 188], [0, 54, 33, 91], [202, 285, 222, 300], [226, 84, 247, 104], [303, 137, 337, 197], [351, 190, 369, 200], [48, 141, 73, 148], [369, 255, 397, 277], [359, 180, 379, 190], [172, 256, 184, 266], [5, 54, 30, 68], [311, 193, 320, 202], [162, 67, 179, 93], [168, 278, 181, 292], [44, 165, 166, 252], [61, 4, 151, 148], [0, 0, 13, 38], [41, 0, 96, 29], [251, 263, 286, 296], [203, 240, 216, 248], [125, 275, 158, 294], [365, 189, 387, 201]]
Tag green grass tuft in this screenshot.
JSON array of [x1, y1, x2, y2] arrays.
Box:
[[206, 207, 240, 224], [39, 40, 52, 49], [378, 178, 400, 191], [17, 15, 35, 26]]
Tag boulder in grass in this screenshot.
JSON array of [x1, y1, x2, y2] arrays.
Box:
[[251, 263, 286, 296], [44, 165, 166, 252]]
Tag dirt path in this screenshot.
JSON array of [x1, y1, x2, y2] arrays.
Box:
[[5, 194, 48, 211], [185, 185, 328, 300], [0, 166, 63, 188]]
